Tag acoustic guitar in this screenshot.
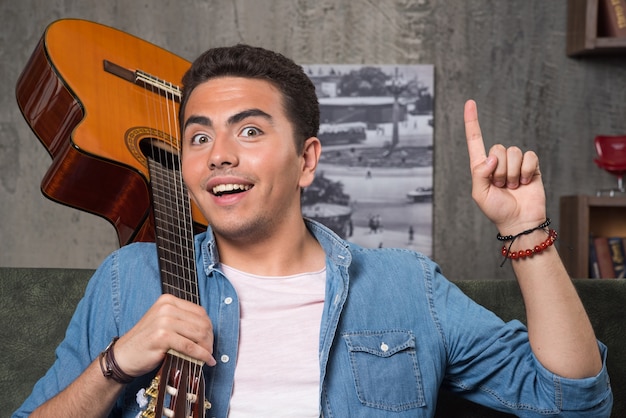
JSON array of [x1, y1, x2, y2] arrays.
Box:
[[16, 18, 207, 246], [16, 19, 210, 417]]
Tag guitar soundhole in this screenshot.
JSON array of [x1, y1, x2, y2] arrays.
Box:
[[140, 138, 180, 171]]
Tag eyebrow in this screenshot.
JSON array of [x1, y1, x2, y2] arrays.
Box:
[[183, 115, 212, 130], [183, 108, 273, 131], [229, 108, 273, 125]]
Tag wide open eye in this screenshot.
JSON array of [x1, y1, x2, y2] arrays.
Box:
[[240, 126, 263, 138], [190, 132, 211, 145]]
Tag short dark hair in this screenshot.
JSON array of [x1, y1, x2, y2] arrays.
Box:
[[179, 44, 319, 153]]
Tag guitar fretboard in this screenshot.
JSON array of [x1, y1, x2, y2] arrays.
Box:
[[148, 156, 199, 304]]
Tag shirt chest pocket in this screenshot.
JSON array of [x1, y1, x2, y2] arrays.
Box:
[[342, 330, 426, 412]]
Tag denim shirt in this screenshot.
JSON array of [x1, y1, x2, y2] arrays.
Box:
[[14, 220, 612, 417]]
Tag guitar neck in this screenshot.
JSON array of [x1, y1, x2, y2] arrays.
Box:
[[147, 156, 199, 304]]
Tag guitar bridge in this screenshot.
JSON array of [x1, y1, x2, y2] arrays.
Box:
[[103, 60, 181, 102]]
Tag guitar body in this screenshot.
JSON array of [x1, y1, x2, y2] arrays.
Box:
[[16, 19, 207, 245]]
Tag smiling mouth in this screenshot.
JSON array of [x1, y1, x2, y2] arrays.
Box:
[[211, 184, 252, 197]]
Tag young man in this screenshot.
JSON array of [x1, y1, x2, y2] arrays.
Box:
[[15, 44, 611, 417]]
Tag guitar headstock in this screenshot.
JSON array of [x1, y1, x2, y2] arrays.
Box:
[[139, 351, 209, 418]]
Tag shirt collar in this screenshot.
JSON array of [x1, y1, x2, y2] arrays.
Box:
[[196, 218, 352, 276]]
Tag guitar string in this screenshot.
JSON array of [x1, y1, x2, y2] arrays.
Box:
[[151, 83, 192, 414], [160, 80, 204, 412], [162, 78, 206, 411], [170, 77, 206, 410], [143, 79, 176, 416], [143, 70, 204, 414]]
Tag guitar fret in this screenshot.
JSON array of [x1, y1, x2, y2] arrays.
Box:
[[159, 269, 195, 280], [158, 245, 194, 259], [152, 193, 189, 205], [154, 226, 194, 246], [153, 215, 193, 232], [153, 206, 191, 218], [160, 274, 195, 286], [161, 283, 199, 303], [156, 237, 193, 254], [157, 255, 195, 270], [158, 258, 195, 276]]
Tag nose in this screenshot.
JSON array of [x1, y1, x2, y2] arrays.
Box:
[[208, 135, 238, 169]]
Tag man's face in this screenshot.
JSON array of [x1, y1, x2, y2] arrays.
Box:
[[181, 76, 317, 242]]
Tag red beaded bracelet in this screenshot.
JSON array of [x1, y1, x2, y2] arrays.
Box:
[[501, 228, 558, 260]]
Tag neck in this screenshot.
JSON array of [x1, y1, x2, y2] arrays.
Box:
[[214, 218, 326, 276]]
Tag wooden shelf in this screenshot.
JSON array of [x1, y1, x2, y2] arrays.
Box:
[[559, 195, 626, 277], [567, 0, 626, 57]]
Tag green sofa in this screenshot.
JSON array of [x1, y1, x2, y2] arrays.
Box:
[[2, 267, 623, 417]]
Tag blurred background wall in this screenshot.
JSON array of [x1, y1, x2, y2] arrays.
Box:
[[1, 0, 625, 279]]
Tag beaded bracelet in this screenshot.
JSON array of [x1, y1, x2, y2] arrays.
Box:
[[99, 336, 134, 384], [497, 219, 557, 266], [497, 218, 551, 242]]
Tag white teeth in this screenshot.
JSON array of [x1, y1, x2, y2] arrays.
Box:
[[212, 184, 251, 195]]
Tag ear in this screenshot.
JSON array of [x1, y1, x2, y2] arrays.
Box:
[[298, 137, 322, 188]]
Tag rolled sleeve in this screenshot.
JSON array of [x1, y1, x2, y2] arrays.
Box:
[[436, 273, 613, 417], [534, 341, 613, 416]]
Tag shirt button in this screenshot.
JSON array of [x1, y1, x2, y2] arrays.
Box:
[[221, 354, 230, 363], [224, 297, 233, 305], [380, 342, 389, 352]]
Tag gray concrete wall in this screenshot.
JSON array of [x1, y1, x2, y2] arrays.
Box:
[[1, 0, 625, 280]]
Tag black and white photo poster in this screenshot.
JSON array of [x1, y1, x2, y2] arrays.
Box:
[[302, 64, 434, 255]]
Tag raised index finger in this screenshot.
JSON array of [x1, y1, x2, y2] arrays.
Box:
[[464, 99, 487, 168]]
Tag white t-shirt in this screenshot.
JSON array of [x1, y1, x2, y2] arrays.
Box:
[[221, 264, 326, 417]]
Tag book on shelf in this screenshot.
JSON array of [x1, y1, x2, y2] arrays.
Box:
[[608, 237, 626, 278], [589, 236, 626, 278], [589, 238, 601, 278], [598, 0, 626, 37]]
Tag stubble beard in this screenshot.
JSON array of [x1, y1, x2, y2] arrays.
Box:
[[210, 209, 278, 245]]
